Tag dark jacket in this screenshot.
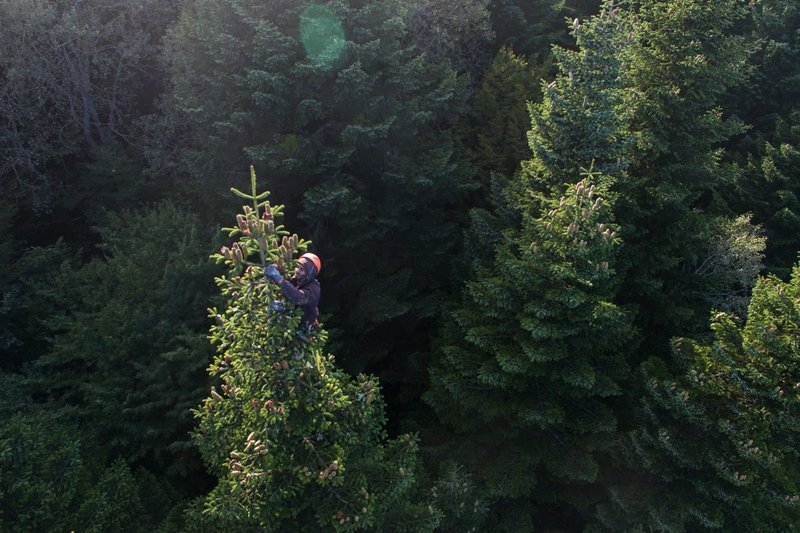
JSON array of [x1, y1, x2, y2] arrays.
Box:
[[278, 274, 320, 328]]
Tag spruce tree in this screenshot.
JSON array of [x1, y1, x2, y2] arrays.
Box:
[[190, 167, 436, 532], [426, 8, 635, 528], [614, 0, 752, 352], [596, 264, 800, 531], [33, 203, 216, 477], [733, 114, 800, 278]]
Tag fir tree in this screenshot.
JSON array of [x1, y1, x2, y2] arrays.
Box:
[[523, 3, 632, 193], [725, 0, 800, 150], [426, 8, 635, 528], [459, 46, 546, 183], [614, 0, 753, 352], [428, 166, 633, 530], [733, 114, 800, 278], [726, 0, 800, 278], [459, 0, 632, 299], [487, 0, 564, 57], [597, 264, 800, 531], [33, 202, 216, 477], [190, 167, 436, 532]]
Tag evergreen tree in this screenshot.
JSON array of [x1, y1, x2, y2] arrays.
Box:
[[427, 6, 635, 528], [732, 114, 800, 277], [34, 203, 217, 477], [726, 0, 800, 150], [0, 200, 79, 370], [597, 264, 800, 531], [487, 0, 564, 57], [427, 4, 656, 531], [459, 47, 546, 184], [725, 1, 800, 277], [190, 167, 436, 532], [614, 0, 753, 353], [0, 383, 186, 533], [458, 0, 632, 294], [523, 5, 632, 191], [403, 0, 494, 86], [161, 0, 473, 379], [428, 166, 633, 530]]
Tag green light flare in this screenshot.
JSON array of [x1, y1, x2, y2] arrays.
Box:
[[299, 4, 346, 69]]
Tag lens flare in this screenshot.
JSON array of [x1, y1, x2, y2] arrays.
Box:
[[299, 4, 346, 69]]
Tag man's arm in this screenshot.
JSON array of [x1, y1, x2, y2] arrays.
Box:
[[278, 279, 311, 306], [265, 265, 319, 307]]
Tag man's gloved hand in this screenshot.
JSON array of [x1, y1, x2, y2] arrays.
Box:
[[264, 265, 283, 283], [268, 300, 285, 313]]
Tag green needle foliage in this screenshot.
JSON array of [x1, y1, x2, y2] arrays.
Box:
[[162, 0, 474, 377], [33, 202, 216, 477], [428, 166, 634, 530], [0, 403, 185, 533], [615, 0, 752, 351], [731, 113, 800, 279], [487, 0, 564, 57], [190, 167, 437, 532], [426, 8, 636, 528], [524, 3, 632, 193], [598, 264, 800, 531], [459, 46, 546, 184]]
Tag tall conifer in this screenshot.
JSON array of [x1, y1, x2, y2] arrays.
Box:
[[191, 168, 435, 531], [726, 1, 800, 277], [426, 6, 635, 528], [614, 0, 752, 352], [33, 203, 215, 476]]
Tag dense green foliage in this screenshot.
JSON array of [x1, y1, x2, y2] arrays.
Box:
[[190, 169, 435, 531], [612, 0, 755, 354], [599, 265, 800, 530], [2, 0, 799, 530], [426, 7, 635, 529], [33, 203, 216, 477], [161, 0, 475, 380], [458, 47, 545, 183], [0, 377, 185, 532], [725, 0, 800, 278]]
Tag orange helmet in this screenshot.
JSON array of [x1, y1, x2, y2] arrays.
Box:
[[300, 252, 321, 275]]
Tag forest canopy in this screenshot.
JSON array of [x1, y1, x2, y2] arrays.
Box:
[[2, 0, 799, 531]]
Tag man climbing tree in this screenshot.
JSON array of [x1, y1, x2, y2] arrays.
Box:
[[265, 252, 322, 337], [191, 167, 437, 531]]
